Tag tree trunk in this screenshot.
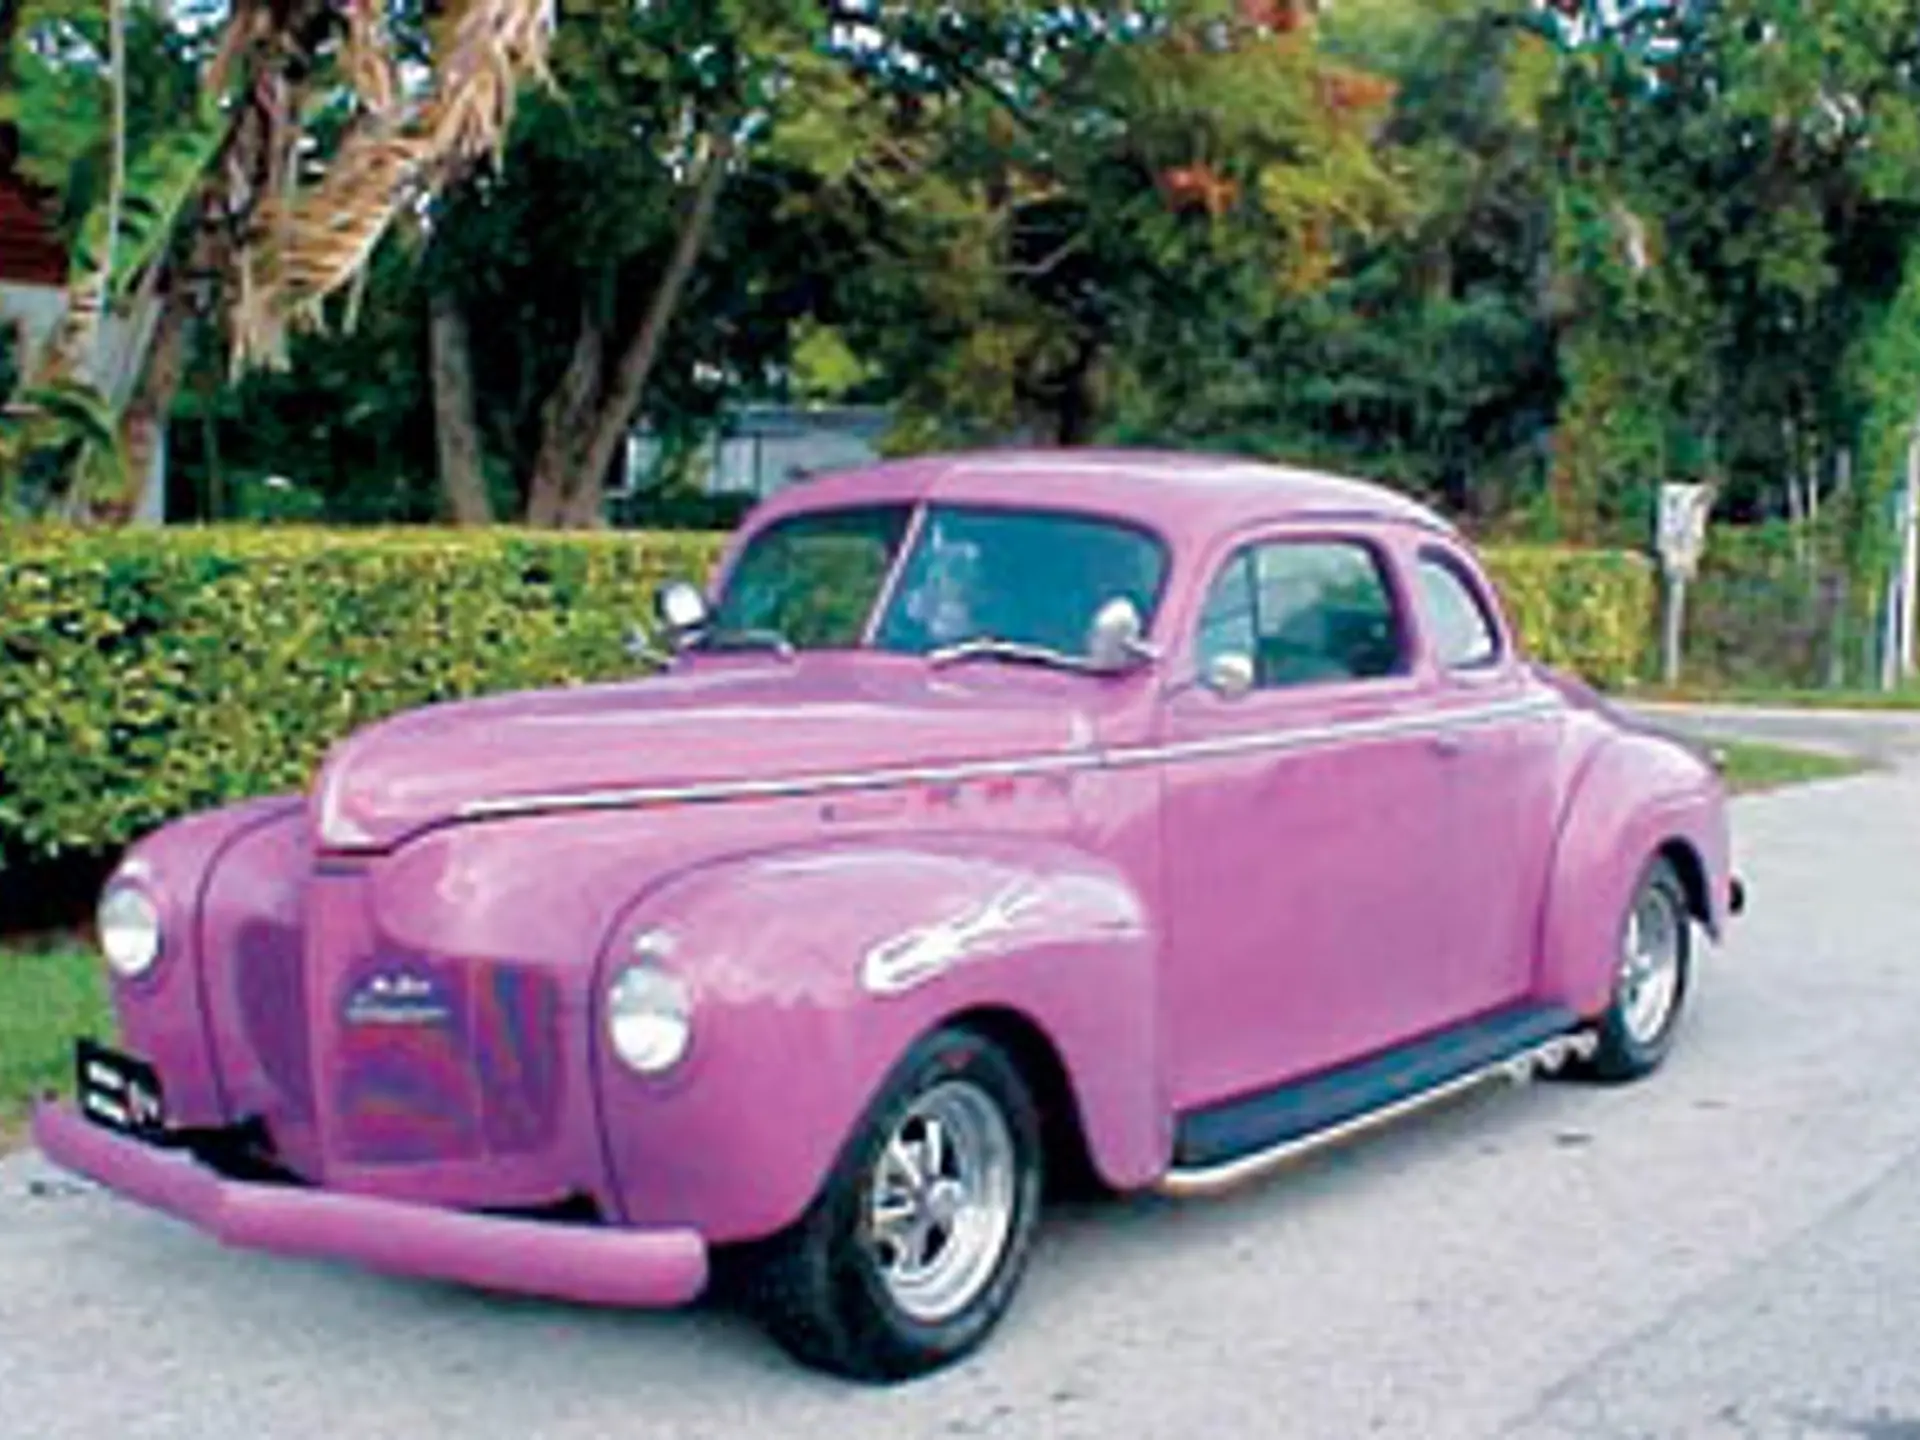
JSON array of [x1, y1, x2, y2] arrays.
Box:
[[42, 0, 125, 392], [557, 128, 736, 530], [116, 276, 194, 524], [429, 286, 492, 525], [199, 364, 225, 520], [524, 313, 605, 526], [99, 0, 127, 363], [1052, 338, 1101, 446]]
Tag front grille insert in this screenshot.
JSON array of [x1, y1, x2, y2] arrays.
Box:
[[331, 954, 566, 1166]]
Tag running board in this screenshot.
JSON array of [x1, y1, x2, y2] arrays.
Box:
[[1156, 1028, 1598, 1199]]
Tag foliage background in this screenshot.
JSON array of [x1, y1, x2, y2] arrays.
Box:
[[6, 0, 1920, 694], [0, 526, 722, 865]]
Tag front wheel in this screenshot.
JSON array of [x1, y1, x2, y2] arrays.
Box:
[[1581, 856, 1694, 1082], [746, 1026, 1044, 1382]]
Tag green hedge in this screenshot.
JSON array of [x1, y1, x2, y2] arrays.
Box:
[[1481, 545, 1656, 692], [1676, 521, 1847, 690], [1, 527, 727, 866], [1, 527, 1650, 868]]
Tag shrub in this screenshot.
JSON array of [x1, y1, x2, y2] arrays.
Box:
[[0, 526, 1651, 868], [0, 526, 726, 866], [1678, 521, 1848, 690], [1481, 546, 1656, 690]]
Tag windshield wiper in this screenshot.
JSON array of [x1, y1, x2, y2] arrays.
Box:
[[925, 636, 1094, 673], [696, 626, 796, 660]]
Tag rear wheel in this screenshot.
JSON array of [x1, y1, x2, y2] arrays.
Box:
[[747, 1026, 1043, 1382], [1582, 856, 1693, 1082]]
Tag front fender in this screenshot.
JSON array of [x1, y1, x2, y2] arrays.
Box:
[[110, 795, 307, 1129], [1535, 732, 1731, 1017], [591, 836, 1167, 1242]]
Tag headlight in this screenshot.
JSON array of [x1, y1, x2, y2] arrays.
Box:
[[607, 966, 693, 1075], [98, 885, 162, 979]]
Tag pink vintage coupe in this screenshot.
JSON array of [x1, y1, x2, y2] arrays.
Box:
[[35, 450, 1741, 1380]]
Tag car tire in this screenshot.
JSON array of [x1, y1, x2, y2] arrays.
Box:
[[1579, 855, 1694, 1082], [745, 1025, 1044, 1382]]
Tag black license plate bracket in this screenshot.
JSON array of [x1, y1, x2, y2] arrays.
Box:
[[75, 1038, 167, 1141]]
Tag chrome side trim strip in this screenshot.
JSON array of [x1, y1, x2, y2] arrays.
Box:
[[454, 695, 1562, 824], [1155, 1029, 1598, 1199], [1105, 695, 1558, 771], [457, 750, 1101, 822]]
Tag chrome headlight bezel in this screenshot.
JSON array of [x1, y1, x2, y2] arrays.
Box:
[[606, 964, 694, 1076], [98, 883, 163, 980]]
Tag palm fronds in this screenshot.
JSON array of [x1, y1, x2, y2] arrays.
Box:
[[16, 0, 559, 514], [0, 375, 130, 515], [230, 0, 556, 367]]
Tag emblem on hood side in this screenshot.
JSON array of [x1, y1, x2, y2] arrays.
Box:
[[344, 971, 453, 1028]]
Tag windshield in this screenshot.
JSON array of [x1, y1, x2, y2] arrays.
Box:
[[708, 505, 913, 649], [708, 502, 1169, 660], [874, 507, 1167, 657]]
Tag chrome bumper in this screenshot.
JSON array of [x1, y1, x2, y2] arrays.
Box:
[[30, 1101, 709, 1309]]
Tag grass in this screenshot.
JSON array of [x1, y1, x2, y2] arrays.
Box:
[[1710, 737, 1872, 794], [1631, 681, 1920, 711], [0, 936, 110, 1150]]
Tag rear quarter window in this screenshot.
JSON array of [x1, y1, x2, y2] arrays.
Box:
[[1415, 551, 1502, 671]]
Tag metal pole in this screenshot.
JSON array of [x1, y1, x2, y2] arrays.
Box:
[[1899, 430, 1919, 680], [1662, 571, 1688, 688]]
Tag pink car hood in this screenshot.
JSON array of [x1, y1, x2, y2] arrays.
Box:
[[312, 655, 1100, 852]]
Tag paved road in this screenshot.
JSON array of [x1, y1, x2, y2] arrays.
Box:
[[5, 751, 1919, 1439], [1626, 700, 1920, 766]]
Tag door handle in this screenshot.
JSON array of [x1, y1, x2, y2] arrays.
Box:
[[1430, 732, 1467, 759]]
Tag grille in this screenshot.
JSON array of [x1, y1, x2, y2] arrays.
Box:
[[331, 953, 565, 1166]]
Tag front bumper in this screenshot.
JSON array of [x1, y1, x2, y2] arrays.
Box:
[[30, 1101, 709, 1308]]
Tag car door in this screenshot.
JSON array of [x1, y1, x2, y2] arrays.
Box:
[[1404, 541, 1567, 1016], [1158, 528, 1463, 1111]]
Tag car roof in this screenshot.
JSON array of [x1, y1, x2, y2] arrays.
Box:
[[745, 448, 1457, 549]]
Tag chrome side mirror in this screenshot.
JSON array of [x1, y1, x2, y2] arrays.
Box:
[[652, 580, 710, 652], [1087, 596, 1158, 674], [1203, 651, 1256, 700]]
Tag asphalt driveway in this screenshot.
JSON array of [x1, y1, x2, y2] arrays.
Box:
[[2, 741, 1917, 1439], [1626, 699, 1920, 766]]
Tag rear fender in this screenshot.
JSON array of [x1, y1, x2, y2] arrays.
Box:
[[590, 836, 1166, 1242], [1535, 734, 1731, 1017]]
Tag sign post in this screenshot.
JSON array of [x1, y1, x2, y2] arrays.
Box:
[[1890, 431, 1919, 687], [1655, 483, 1714, 687]]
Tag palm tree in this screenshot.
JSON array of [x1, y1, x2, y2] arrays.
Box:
[[7, 0, 558, 520]]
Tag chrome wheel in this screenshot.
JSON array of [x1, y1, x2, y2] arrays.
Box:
[[1619, 881, 1685, 1046], [867, 1079, 1018, 1325]]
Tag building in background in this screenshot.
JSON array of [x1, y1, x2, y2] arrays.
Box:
[[0, 156, 67, 387], [622, 403, 894, 503], [1, 137, 168, 522]]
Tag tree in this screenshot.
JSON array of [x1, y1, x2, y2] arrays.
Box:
[[3, 0, 559, 519], [1533, 0, 1920, 537], [1, 0, 207, 516], [809, 2, 1406, 450], [1101, 0, 1568, 518], [410, 0, 924, 524], [159, 0, 925, 525]]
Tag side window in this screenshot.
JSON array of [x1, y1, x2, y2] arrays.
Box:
[[1416, 552, 1501, 671], [1196, 552, 1257, 674], [1196, 540, 1405, 689]]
